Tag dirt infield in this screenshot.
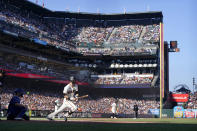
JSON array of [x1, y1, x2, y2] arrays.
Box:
[[21, 118, 156, 124], [1, 118, 156, 124], [66, 119, 155, 124], [2, 117, 197, 124]]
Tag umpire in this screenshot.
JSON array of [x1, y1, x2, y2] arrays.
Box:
[[133, 103, 139, 119]]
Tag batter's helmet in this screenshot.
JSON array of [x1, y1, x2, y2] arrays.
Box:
[[70, 76, 75, 82]]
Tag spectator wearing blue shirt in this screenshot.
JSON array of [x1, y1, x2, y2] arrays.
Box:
[[7, 88, 29, 120]]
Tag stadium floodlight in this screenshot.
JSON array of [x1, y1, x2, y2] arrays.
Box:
[[153, 64, 157, 67], [110, 64, 115, 68], [129, 64, 133, 68], [148, 64, 152, 67], [115, 64, 119, 68], [134, 64, 138, 68], [124, 64, 128, 68], [120, 64, 124, 68], [89, 64, 92, 67], [139, 64, 143, 67], [143, 64, 147, 67]]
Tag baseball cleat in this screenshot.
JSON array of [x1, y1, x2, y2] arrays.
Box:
[[46, 116, 53, 121], [64, 117, 67, 122]]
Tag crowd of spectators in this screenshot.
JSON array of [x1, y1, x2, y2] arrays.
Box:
[[187, 93, 197, 109], [79, 97, 159, 114], [141, 24, 160, 42], [0, 2, 160, 56], [3, 87, 197, 116], [91, 74, 153, 85], [76, 46, 157, 56], [0, 3, 67, 49], [1, 88, 159, 115], [109, 25, 142, 43], [3, 86, 197, 115], [0, 7, 43, 38], [75, 26, 114, 44], [75, 24, 160, 45]]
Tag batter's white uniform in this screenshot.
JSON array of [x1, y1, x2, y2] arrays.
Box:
[[47, 83, 78, 119], [54, 99, 61, 112], [111, 102, 117, 114], [52, 99, 61, 119]]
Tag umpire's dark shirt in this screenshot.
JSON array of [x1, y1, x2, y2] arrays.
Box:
[[133, 104, 138, 112]]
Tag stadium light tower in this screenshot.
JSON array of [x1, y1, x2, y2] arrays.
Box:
[[160, 40, 179, 118]]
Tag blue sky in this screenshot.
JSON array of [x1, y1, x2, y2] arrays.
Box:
[[29, 0, 197, 92]]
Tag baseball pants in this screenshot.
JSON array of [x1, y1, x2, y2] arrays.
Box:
[[48, 98, 77, 119]]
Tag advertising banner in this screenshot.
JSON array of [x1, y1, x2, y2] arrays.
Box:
[[148, 109, 159, 116], [173, 106, 184, 118], [171, 94, 189, 102], [33, 38, 48, 45], [174, 106, 197, 118], [183, 109, 197, 118]]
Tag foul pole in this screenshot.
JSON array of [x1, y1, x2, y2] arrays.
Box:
[[160, 22, 164, 118]]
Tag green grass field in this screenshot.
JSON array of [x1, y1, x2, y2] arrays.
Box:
[[0, 118, 197, 131]]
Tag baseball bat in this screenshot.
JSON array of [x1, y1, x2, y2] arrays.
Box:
[[77, 94, 88, 99]]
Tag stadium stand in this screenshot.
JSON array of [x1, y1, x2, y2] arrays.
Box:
[[1, 87, 160, 114], [0, 0, 165, 118], [0, 0, 160, 56]]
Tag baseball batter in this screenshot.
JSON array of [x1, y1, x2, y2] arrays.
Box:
[[47, 76, 78, 121]]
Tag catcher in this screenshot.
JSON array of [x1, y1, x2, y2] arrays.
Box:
[[47, 76, 80, 121], [7, 88, 29, 120]]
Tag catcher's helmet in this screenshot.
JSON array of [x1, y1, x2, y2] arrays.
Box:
[[14, 88, 24, 97]]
